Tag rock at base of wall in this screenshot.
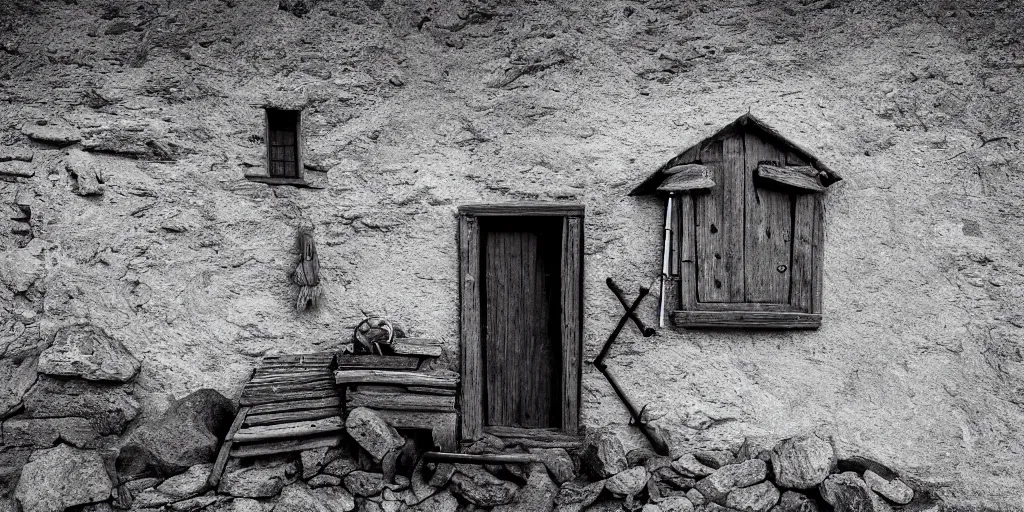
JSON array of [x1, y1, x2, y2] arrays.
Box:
[[770, 434, 836, 490], [0, 447, 33, 496], [345, 407, 404, 462], [726, 481, 781, 512], [274, 483, 331, 512], [310, 485, 356, 512], [409, 488, 457, 512], [530, 447, 577, 484], [301, 446, 332, 480], [450, 464, 517, 507], [673, 454, 715, 478], [343, 470, 385, 497], [581, 428, 629, 479], [22, 376, 139, 435], [493, 463, 557, 512], [863, 470, 913, 505], [38, 323, 140, 382], [0, 357, 39, 418], [218, 456, 299, 498], [1, 416, 99, 448], [14, 444, 112, 512], [117, 389, 235, 479], [22, 122, 81, 145], [695, 459, 767, 504], [770, 490, 821, 512], [605, 466, 650, 497], [819, 472, 893, 512]]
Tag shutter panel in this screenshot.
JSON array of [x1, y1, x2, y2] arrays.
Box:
[[695, 137, 745, 302], [743, 130, 793, 303]]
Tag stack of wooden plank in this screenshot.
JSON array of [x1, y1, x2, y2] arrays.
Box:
[[334, 339, 459, 452], [209, 352, 342, 487]]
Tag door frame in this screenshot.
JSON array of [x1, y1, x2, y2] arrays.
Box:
[[457, 202, 584, 444]]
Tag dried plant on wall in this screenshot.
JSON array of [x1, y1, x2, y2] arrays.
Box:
[[292, 226, 321, 311]]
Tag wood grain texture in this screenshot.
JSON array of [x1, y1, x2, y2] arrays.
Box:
[[346, 391, 456, 411], [812, 194, 825, 314], [458, 215, 483, 442], [744, 130, 793, 303], [484, 227, 555, 428], [657, 164, 715, 192], [458, 203, 584, 217], [233, 416, 343, 443], [230, 436, 340, 458], [695, 137, 744, 302], [335, 354, 420, 370], [208, 406, 250, 487], [791, 193, 816, 312], [390, 338, 444, 357], [672, 310, 821, 329], [248, 396, 341, 415], [677, 194, 697, 310], [334, 370, 458, 388], [239, 388, 338, 407], [243, 407, 340, 427], [561, 216, 582, 434], [757, 164, 825, 192], [693, 302, 800, 312]]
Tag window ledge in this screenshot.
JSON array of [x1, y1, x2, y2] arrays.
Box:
[[672, 310, 821, 329], [244, 174, 322, 189]]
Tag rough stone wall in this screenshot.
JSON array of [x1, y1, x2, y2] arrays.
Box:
[[1, 0, 1022, 508]]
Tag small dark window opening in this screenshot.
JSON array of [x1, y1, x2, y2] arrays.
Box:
[[266, 109, 302, 178]]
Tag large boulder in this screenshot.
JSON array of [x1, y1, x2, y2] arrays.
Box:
[[819, 472, 893, 512], [22, 375, 139, 435], [727, 481, 781, 512], [345, 407, 403, 462], [117, 389, 235, 479], [14, 444, 112, 512], [770, 434, 836, 490], [219, 456, 300, 498], [133, 463, 214, 507], [38, 324, 140, 382], [449, 464, 517, 507], [581, 428, 629, 479], [695, 459, 767, 504]]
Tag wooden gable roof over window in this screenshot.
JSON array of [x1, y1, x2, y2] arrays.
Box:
[[630, 113, 841, 329]]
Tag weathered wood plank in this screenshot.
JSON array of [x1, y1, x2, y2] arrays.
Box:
[[812, 195, 825, 314], [677, 194, 696, 310], [693, 302, 799, 312], [672, 310, 821, 329], [335, 354, 420, 370], [458, 203, 585, 217], [757, 164, 825, 192], [248, 374, 334, 386], [244, 407, 340, 427], [390, 339, 443, 358], [243, 381, 335, 394], [657, 164, 715, 192], [695, 138, 743, 302], [207, 406, 250, 487], [262, 353, 333, 362], [459, 215, 483, 442], [233, 416, 343, 443], [346, 391, 455, 411], [561, 216, 582, 434], [334, 370, 458, 389], [744, 130, 792, 303], [483, 426, 581, 443], [239, 389, 338, 407], [248, 396, 341, 415], [230, 435, 341, 458], [407, 386, 456, 396], [791, 193, 816, 312]]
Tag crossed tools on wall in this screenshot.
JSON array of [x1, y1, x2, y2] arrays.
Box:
[[595, 277, 671, 456]]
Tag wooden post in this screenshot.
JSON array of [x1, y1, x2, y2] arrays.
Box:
[[458, 215, 483, 442]]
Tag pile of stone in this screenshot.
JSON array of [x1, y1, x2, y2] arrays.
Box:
[[562, 429, 933, 512]]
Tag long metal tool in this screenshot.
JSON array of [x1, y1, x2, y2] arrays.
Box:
[[658, 194, 675, 328], [595, 279, 670, 456]]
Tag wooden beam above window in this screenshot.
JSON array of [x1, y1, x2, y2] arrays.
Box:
[[755, 164, 825, 192], [656, 164, 715, 192]]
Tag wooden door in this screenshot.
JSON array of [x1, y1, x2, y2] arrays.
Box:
[[481, 218, 561, 428]]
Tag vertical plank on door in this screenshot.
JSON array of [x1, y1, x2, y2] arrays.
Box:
[[560, 217, 581, 434], [677, 194, 697, 310], [696, 136, 744, 301], [458, 215, 482, 441], [485, 228, 554, 428], [791, 194, 816, 312], [744, 130, 793, 303]]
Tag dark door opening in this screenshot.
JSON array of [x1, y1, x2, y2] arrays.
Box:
[[480, 217, 563, 429]]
